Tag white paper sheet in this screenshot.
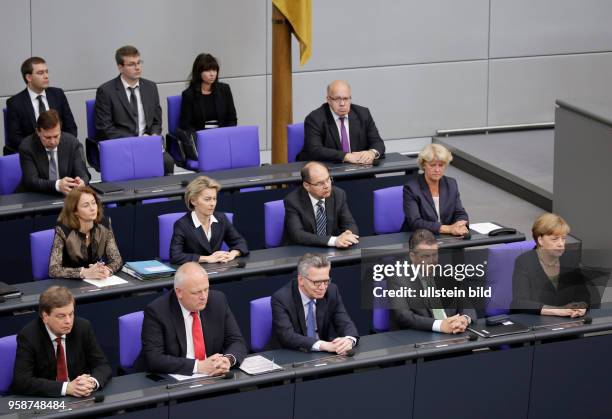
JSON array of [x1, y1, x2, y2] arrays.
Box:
[[469, 222, 502, 235], [168, 373, 208, 381], [83, 275, 129, 288], [239, 355, 283, 375]]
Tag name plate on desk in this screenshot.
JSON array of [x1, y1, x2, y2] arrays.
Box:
[[414, 336, 473, 349]]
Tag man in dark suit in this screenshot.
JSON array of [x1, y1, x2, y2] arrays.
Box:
[[139, 262, 247, 376], [284, 161, 359, 248], [5, 57, 77, 155], [271, 253, 358, 353], [389, 229, 476, 333], [298, 80, 385, 163], [94, 45, 173, 174], [11, 286, 111, 397], [18, 109, 90, 194]]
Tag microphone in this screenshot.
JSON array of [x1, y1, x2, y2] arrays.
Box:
[[235, 261, 246, 269], [345, 349, 356, 357], [166, 371, 234, 389], [371, 159, 381, 167], [467, 331, 478, 341], [180, 179, 190, 187], [583, 316, 593, 324]]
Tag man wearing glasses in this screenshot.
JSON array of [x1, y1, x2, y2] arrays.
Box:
[[94, 45, 173, 174], [284, 161, 359, 247], [271, 253, 358, 353], [298, 80, 385, 164]]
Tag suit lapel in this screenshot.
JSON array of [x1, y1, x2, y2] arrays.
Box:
[[139, 81, 151, 128], [299, 188, 317, 233], [56, 137, 69, 178], [315, 296, 327, 338], [192, 216, 213, 254], [22, 89, 37, 128], [46, 89, 58, 112], [324, 191, 335, 234], [38, 320, 58, 377], [418, 175, 437, 215], [292, 281, 308, 336], [200, 307, 212, 357], [324, 105, 342, 150], [347, 109, 360, 152], [169, 292, 188, 356], [114, 77, 137, 123], [33, 135, 50, 178], [438, 177, 449, 223]]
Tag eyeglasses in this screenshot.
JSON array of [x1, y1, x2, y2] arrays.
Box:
[[305, 176, 333, 188], [328, 96, 351, 103], [123, 60, 143, 68], [302, 275, 331, 288]]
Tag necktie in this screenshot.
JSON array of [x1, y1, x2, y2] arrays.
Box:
[[315, 200, 326, 236], [37, 95, 47, 114], [306, 300, 316, 337], [339, 117, 350, 153], [55, 337, 68, 382], [127, 86, 139, 120], [47, 150, 58, 181], [191, 312, 207, 360]]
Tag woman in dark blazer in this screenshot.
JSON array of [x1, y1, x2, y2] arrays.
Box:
[[179, 53, 237, 131], [170, 176, 248, 265], [510, 213, 591, 317], [402, 144, 469, 235]]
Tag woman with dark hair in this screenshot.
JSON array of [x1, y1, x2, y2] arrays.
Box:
[[48, 186, 122, 279], [179, 53, 237, 131]]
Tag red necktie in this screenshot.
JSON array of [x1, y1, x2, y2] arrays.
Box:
[[191, 312, 207, 360], [55, 337, 68, 382]]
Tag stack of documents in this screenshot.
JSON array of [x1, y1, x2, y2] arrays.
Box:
[[122, 260, 176, 280]]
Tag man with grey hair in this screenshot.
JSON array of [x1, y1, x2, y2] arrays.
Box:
[[139, 262, 247, 375], [298, 80, 385, 163], [270, 253, 358, 352]]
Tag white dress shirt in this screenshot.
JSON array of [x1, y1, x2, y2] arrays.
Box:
[[191, 211, 218, 242], [120, 76, 146, 136], [28, 88, 49, 120]]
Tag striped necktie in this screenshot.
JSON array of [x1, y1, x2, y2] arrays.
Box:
[[315, 200, 326, 236]]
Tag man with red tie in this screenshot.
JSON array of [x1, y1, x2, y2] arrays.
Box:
[[11, 286, 111, 397], [140, 262, 247, 376]]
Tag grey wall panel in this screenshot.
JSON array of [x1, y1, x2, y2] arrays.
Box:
[[490, 0, 612, 58], [31, 0, 267, 91], [488, 53, 612, 126], [291, 61, 488, 140], [291, 0, 489, 72], [0, 0, 32, 97]]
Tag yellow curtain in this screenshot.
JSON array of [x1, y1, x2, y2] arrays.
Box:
[[272, 0, 312, 65]]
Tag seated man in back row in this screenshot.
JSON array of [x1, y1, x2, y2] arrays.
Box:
[[139, 262, 247, 376], [298, 80, 385, 164], [12, 286, 111, 397], [283, 161, 359, 248], [271, 253, 359, 353], [94, 45, 174, 174]]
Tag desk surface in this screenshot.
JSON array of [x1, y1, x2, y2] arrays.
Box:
[[0, 228, 524, 316], [2, 310, 610, 418], [0, 153, 417, 218]]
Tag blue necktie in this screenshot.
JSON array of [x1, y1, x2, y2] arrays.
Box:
[[306, 300, 316, 338], [315, 200, 326, 236]]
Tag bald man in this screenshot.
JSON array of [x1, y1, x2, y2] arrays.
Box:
[[139, 262, 247, 376], [298, 80, 385, 164], [284, 161, 359, 248]]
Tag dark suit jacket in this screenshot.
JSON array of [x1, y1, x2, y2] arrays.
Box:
[[283, 186, 358, 247], [179, 82, 237, 131], [169, 211, 249, 265], [6, 87, 78, 153], [388, 274, 477, 331], [402, 174, 469, 233], [298, 103, 385, 162], [11, 317, 111, 397], [510, 249, 593, 315], [18, 132, 90, 194], [139, 289, 247, 375], [270, 280, 359, 352], [94, 76, 162, 140]]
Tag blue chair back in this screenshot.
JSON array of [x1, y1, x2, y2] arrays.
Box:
[[373, 308, 390, 333], [118, 311, 144, 370], [30, 229, 55, 280], [197, 126, 260, 171], [99, 136, 165, 182], [485, 240, 535, 316], [167, 95, 181, 135], [0, 154, 21, 194], [264, 200, 285, 248], [86, 99, 97, 139], [287, 123, 304, 163], [250, 296, 272, 352], [0, 334, 17, 394], [158, 212, 235, 261], [373, 186, 404, 234]]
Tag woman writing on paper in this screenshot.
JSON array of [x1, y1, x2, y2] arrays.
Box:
[[49, 187, 122, 279]]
